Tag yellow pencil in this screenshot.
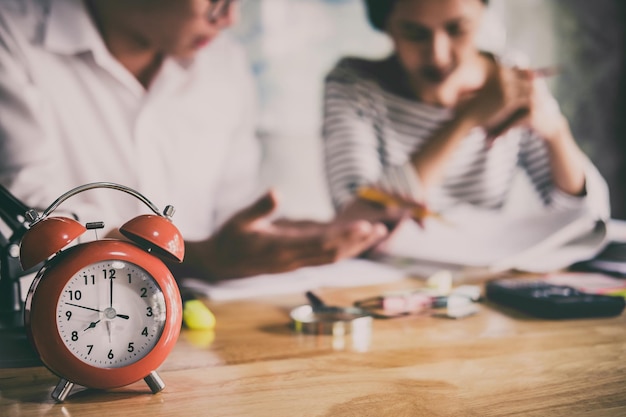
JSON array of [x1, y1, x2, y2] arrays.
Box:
[[356, 186, 445, 224]]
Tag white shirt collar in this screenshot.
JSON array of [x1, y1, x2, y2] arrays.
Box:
[[41, 0, 107, 56], [39, 0, 196, 95]]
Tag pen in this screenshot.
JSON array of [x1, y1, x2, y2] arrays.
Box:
[[356, 186, 444, 224], [531, 66, 561, 78], [485, 108, 528, 146]]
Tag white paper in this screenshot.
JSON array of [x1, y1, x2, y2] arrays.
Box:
[[511, 220, 607, 272], [181, 258, 406, 301], [378, 205, 607, 273]]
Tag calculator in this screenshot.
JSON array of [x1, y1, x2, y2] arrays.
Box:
[[485, 278, 626, 319]]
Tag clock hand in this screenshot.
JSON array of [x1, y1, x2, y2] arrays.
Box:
[[84, 320, 101, 331], [109, 274, 114, 308], [65, 302, 102, 313], [106, 320, 112, 343], [67, 301, 128, 320]]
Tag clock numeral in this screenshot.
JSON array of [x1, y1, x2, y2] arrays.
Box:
[[71, 331, 78, 341], [140, 287, 148, 298], [65, 311, 72, 321], [128, 273, 132, 284], [66, 290, 82, 301], [108, 349, 114, 360], [146, 306, 153, 317], [87, 344, 94, 355], [128, 342, 135, 353], [103, 268, 116, 280], [83, 274, 95, 285], [141, 327, 149, 337]]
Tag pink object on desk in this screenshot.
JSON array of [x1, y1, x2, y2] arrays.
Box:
[[381, 292, 433, 314]]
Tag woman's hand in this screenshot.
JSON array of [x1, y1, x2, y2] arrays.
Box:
[[460, 65, 530, 131], [461, 64, 567, 143], [518, 76, 568, 143]]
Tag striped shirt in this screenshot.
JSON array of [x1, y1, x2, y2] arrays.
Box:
[[322, 56, 610, 218]]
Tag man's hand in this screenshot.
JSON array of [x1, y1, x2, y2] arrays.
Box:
[[185, 190, 388, 281]]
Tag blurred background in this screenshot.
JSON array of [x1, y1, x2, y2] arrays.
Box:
[[228, 0, 626, 220]]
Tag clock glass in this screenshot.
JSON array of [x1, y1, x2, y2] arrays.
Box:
[[56, 260, 167, 368]]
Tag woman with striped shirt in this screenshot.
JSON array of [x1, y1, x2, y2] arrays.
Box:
[[323, 0, 609, 229]]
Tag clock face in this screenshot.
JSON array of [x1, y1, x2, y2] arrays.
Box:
[[56, 260, 167, 368]]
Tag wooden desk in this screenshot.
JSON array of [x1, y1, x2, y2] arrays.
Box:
[[1, 278, 626, 417]]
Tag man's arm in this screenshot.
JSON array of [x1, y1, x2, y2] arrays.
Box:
[[181, 190, 387, 281]]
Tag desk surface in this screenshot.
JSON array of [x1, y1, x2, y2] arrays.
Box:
[[1, 277, 626, 417]]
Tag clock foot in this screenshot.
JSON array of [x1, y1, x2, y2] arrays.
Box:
[[144, 370, 165, 394], [52, 378, 74, 402]]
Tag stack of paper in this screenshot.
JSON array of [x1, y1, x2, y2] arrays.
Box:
[[377, 204, 607, 274]]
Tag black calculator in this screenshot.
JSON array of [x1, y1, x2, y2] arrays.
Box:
[[486, 278, 626, 319]]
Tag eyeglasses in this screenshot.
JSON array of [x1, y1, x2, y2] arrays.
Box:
[[207, 0, 236, 21]]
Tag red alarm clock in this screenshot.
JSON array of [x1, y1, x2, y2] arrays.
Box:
[[20, 183, 184, 402]]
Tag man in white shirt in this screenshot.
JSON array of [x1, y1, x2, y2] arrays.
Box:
[[0, 0, 387, 281]]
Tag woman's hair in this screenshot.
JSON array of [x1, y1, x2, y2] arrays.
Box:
[[365, 0, 489, 31]]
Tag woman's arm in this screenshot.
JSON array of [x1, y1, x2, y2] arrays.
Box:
[[323, 67, 384, 209], [323, 61, 426, 228], [515, 74, 609, 218], [519, 79, 586, 196], [408, 111, 479, 189]]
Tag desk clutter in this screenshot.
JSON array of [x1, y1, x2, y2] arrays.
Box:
[[4, 280, 626, 416], [288, 269, 626, 330], [352, 271, 481, 320], [3, 264, 626, 409]]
